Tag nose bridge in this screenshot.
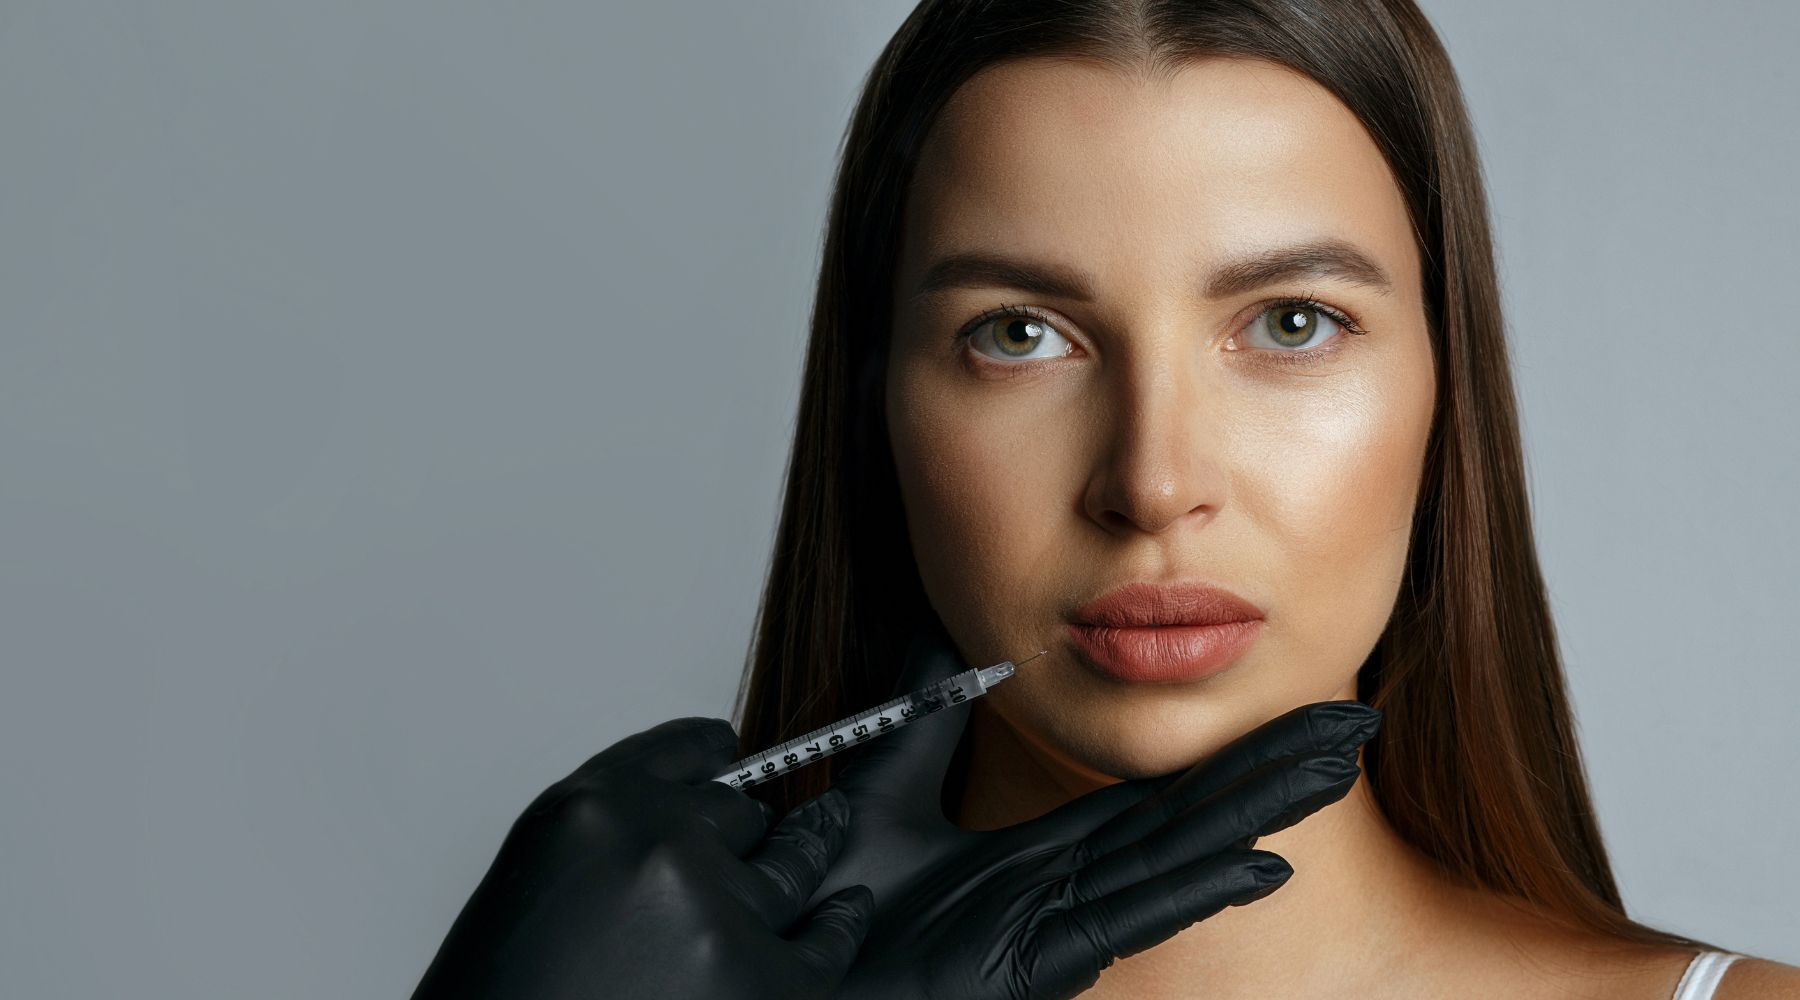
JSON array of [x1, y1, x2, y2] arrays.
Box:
[[1085, 327, 1225, 534]]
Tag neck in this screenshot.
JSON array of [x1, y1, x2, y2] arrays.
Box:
[[950, 693, 1458, 998]]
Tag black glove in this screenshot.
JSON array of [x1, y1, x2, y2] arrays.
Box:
[[808, 616, 1382, 999], [411, 716, 874, 1000]]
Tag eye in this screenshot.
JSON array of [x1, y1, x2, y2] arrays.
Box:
[[1244, 300, 1343, 350], [1234, 297, 1368, 367], [955, 304, 1076, 363], [952, 296, 1369, 370]]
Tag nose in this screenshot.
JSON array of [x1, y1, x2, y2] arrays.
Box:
[[1081, 348, 1227, 536]]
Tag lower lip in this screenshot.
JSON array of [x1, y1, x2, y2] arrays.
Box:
[[1066, 620, 1263, 684]]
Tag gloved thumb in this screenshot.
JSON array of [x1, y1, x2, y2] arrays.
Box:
[[830, 613, 971, 816]]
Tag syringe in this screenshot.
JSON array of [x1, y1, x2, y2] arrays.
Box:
[[713, 650, 1047, 789]]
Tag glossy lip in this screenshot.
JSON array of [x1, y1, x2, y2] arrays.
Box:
[[1068, 580, 1265, 684]]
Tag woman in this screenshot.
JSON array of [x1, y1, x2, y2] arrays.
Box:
[[414, 1, 1799, 996], [728, 0, 1799, 996]]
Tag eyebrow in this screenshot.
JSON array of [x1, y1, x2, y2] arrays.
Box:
[[909, 237, 1395, 303]]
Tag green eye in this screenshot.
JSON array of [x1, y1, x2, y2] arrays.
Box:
[[958, 304, 1073, 363], [1260, 304, 1334, 349], [953, 296, 1366, 372], [1245, 296, 1368, 369]]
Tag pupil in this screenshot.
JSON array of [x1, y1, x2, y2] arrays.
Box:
[[1279, 309, 1309, 334]]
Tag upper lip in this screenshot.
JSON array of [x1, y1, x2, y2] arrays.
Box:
[[1070, 580, 1264, 627]]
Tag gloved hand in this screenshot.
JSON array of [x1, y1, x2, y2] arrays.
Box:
[[809, 616, 1382, 1000], [411, 716, 874, 1000]]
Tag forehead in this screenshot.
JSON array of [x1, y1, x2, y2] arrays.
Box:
[[897, 55, 1418, 300]]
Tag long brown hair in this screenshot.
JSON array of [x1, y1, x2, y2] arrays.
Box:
[[729, 0, 1716, 952]]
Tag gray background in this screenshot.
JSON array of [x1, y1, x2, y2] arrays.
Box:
[[2, 2, 1794, 995]]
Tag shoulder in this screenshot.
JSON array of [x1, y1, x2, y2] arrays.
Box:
[[1714, 955, 1800, 1000], [1594, 947, 1800, 1000]]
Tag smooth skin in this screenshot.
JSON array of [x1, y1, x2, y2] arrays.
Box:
[[883, 55, 1800, 999]]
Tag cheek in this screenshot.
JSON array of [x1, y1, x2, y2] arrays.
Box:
[[1236, 374, 1427, 682], [886, 364, 1067, 638]]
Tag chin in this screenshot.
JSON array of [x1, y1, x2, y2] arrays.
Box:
[[1032, 713, 1235, 784], [1074, 740, 1218, 782], [988, 672, 1297, 783]]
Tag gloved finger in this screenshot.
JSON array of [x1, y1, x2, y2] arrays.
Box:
[[576, 716, 744, 785], [1026, 850, 1291, 999], [684, 778, 781, 857], [781, 884, 875, 996], [738, 788, 851, 931], [829, 615, 972, 814], [1068, 751, 1357, 904], [1060, 700, 1379, 859]]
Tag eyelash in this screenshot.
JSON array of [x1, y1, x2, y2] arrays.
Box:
[[952, 295, 1369, 371]]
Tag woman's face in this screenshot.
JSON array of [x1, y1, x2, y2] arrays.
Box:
[[886, 55, 1435, 783]]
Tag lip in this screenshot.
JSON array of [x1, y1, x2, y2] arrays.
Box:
[[1068, 581, 1264, 684], [1071, 580, 1264, 627], [1066, 621, 1262, 683]]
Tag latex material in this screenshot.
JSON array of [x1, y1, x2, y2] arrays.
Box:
[[411, 716, 874, 999], [808, 616, 1382, 999]]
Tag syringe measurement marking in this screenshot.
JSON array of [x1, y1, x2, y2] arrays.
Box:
[[714, 654, 1040, 789], [717, 670, 975, 789]]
